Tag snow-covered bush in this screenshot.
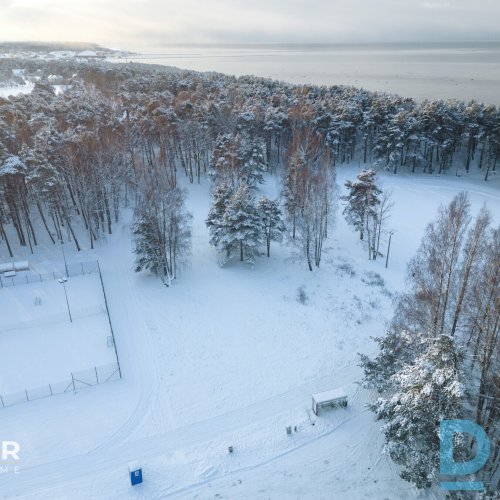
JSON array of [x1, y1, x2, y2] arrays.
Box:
[[296, 285, 308, 305], [361, 271, 385, 287], [337, 262, 356, 277]]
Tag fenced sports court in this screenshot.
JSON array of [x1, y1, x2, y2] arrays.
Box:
[[0, 261, 121, 409]]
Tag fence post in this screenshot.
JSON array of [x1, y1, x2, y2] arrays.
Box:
[[25, 389, 29, 401], [40, 274, 42, 283], [97, 260, 122, 378], [71, 372, 76, 391], [49, 384, 53, 396], [0, 395, 4, 407], [95, 366, 99, 384], [81, 262, 85, 275]]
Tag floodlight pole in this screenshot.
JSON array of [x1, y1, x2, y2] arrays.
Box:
[[59, 277, 72, 322], [385, 231, 394, 269], [60, 239, 68, 276]]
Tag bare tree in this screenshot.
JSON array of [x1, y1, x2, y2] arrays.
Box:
[[284, 129, 335, 270], [375, 189, 394, 259]]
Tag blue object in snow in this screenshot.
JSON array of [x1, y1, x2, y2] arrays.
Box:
[[129, 464, 143, 486]]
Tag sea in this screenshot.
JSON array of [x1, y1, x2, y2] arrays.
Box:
[[117, 42, 500, 106]]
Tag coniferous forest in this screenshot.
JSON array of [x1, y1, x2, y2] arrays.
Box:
[[1, 59, 499, 263], [0, 58, 499, 493]]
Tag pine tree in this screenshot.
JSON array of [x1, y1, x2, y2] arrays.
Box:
[[133, 187, 191, 284], [359, 327, 423, 393], [209, 134, 239, 187], [257, 196, 285, 257], [222, 184, 263, 263], [209, 134, 266, 188], [238, 137, 266, 187], [206, 183, 234, 257], [132, 212, 165, 276], [372, 334, 463, 489], [342, 169, 382, 259]]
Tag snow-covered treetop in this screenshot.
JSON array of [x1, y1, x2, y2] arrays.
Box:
[[0, 154, 26, 176]]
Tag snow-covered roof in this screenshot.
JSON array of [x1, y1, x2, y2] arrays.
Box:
[[312, 388, 347, 404], [128, 461, 140, 471]]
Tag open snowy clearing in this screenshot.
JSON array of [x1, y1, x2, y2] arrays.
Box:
[[0, 273, 117, 400], [0, 166, 498, 498]]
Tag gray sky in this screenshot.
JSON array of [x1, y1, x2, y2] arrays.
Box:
[[0, 0, 499, 48]]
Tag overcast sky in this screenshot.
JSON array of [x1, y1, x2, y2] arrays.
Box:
[[0, 0, 499, 48]]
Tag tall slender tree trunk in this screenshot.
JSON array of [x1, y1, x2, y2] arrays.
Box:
[[37, 201, 55, 244], [0, 220, 13, 257]]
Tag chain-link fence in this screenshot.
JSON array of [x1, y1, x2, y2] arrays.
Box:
[[0, 362, 121, 408], [0, 259, 122, 408], [0, 260, 99, 288]]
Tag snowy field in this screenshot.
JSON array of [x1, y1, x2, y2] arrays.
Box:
[[0, 273, 117, 402], [0, 165, 498, 498]]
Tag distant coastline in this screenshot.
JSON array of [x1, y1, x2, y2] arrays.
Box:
[[1, 41, 499, 105], [116, 42, 500, 105]]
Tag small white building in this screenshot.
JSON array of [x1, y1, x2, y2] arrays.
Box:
[[312, 388, 348, 415]]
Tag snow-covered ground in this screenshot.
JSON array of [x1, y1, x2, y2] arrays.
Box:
[[0, 165, 498, 499], [0, 273, 116, 399], [0, 82, 70, 98], [0, 81, 34, 98]]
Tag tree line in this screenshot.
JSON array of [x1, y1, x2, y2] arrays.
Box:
[[361, 193, 499, 493], [0, 59, 498, 272]]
